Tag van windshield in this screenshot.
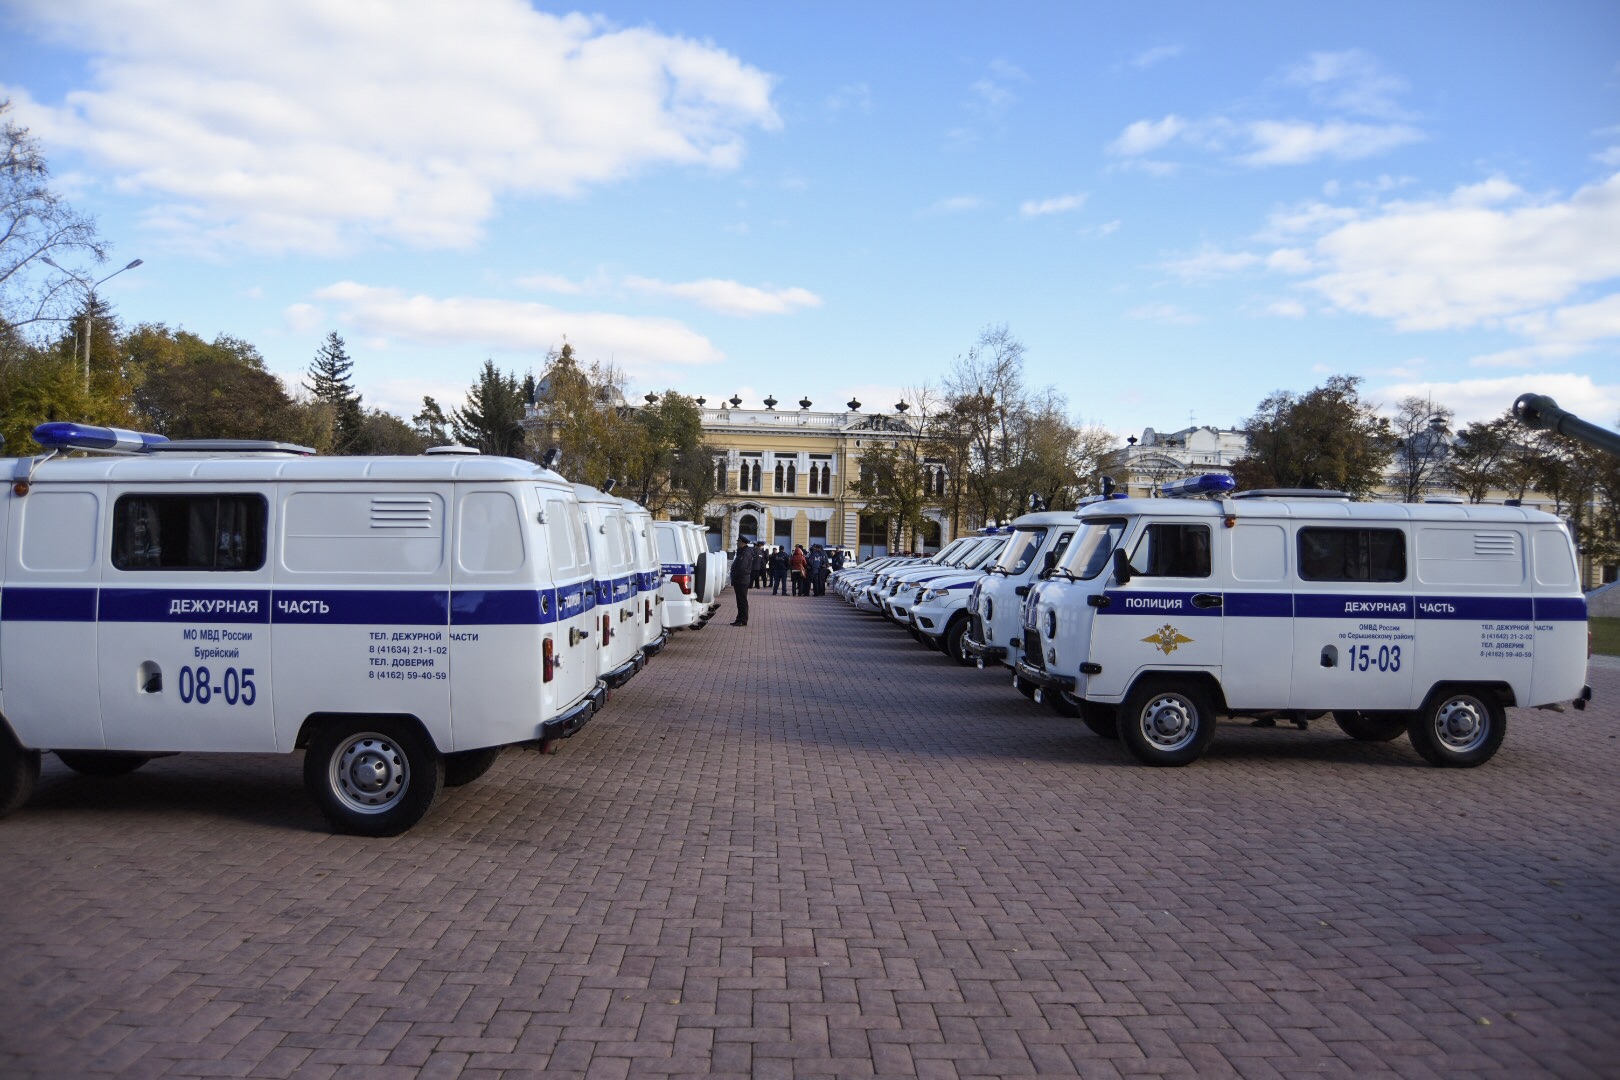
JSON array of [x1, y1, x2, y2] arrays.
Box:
[[995, 528, 1047, 573], [963, 537, 1009, 569], [1063, 518, 1127, 579]]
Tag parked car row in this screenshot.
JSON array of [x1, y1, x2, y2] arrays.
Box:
[[0, 423, 732, 835], [837, 474, 1594, 769]]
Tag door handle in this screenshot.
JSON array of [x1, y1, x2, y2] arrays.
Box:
[[1192, 593, 1223, 609]]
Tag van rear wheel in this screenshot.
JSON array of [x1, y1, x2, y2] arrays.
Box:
[[0, 732, 40, 818], [56, 751, 152, 776], [444, 747, 501, 787], [1333, 711, 1408, 742], [1120, 681, 1217, 766], [305, 719, 443, 836], [1407, 689, 1505, 767]]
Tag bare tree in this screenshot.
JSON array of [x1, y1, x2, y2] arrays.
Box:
[[1389, 395, 1454, 502], [0, 100, 107, 336]]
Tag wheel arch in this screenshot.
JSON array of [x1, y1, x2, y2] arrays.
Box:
[[1421, 680, 1516, 710], [296, 712, 440, 753], [1123, 669, 1230, 715]]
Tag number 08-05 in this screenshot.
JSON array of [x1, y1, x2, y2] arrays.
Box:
[[177, 666, 257, 705]]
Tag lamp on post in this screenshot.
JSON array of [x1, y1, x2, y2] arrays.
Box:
[[43, 256, 144, 390]]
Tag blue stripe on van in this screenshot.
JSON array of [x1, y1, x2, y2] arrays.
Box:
[[1, 586, 98, 622], [1295, 594, 1413, 619], [452, 589, 549, 626], [1223, 592, 1292, 618], [1536, 596, 1587, 621], [1095, 590, 1224, 617], [100, 587, 272, 624], [1416, 596, 1533, 621], [272, 589, 448, 624]]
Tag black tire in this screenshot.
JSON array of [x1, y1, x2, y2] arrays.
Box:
[[443, 746, 501, 787], [1119, 681, 1218, 766], [693, 554, 710, 604], [941, 616, 975, 666], [1333, 711, 1408, 742], [1082, 703, 1119, 740], [1406, 688, 1506, 767], [1047, 689, 1082, 718], [1, 730, 41, 819], [56, 750, 152, 777], [304, 718, 444, 836]]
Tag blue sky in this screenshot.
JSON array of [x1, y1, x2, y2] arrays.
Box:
[[3, 0, 1618, 437]]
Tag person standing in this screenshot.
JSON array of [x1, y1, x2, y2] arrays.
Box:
[[750, 542, 768, 588], [808, 544, 827, 596], [769, 546, 789, 594], [730, 540, 759, 625], [789, 544, 808, 596]]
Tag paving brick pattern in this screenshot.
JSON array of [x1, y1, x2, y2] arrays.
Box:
[[2, 593, 1618, 1078]]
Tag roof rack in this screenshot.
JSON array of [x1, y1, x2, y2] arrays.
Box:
[[1231, 488, 1350, 500], [33, 423, 314, 456]]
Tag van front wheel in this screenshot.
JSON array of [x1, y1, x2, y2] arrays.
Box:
[[0, 733, 40, 818], [305, 719, 444, 836], [1407, 689, 1505, 767], [1120, 682, 1217, 766], [943, 616, 974, 666]]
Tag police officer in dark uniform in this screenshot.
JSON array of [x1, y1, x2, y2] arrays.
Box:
[[729, 540, 760, 626]]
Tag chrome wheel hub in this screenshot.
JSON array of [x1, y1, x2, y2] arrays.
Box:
[[1141, 695, 1198, 751], [1435, 698, 1488, 753], [331, 733, 409, 814]]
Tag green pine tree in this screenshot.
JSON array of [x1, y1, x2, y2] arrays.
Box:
[[304, 331, 365, 454]]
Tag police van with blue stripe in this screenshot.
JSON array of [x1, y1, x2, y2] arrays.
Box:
[[1015, 474, 1592, 768], [0, 423, 612, 834]]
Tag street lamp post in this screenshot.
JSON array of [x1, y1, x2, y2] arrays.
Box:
[[42, 257, 143, 390]]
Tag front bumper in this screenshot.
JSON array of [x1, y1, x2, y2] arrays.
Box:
[[963, 635, 1007, 662], [539, 680, 607, 742]]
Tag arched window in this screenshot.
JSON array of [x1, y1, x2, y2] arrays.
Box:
[[774, 464, 784, 493], [808, 466, 820, 494], [935, 467, 946, 496], [751, 462, 762, 492], [786, 464, 796, 493], [716, 460, 727, 492], [821, 464, 831, 492]]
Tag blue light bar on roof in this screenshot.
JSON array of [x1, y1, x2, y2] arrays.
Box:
[[33, 422, 170, 454], [1161, 473, 1237, 498]]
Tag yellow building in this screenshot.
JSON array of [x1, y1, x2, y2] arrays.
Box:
[[695, 396, 953, 557]]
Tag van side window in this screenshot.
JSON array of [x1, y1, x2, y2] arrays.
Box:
[[1129, 523, 1211, 578], [113, 494, 267, 571], [1298, 527, 1406, 582], [545, 499, 582, 575]]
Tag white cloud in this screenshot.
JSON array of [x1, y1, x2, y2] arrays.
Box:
[[1301, 172, 1620, 331], [5, 0, 779, 255], [623, 276, 822, 317], [921, 195, 986, 215], [1505, 292, 1620, 343], [1132, 45, 1184, 69], [1466, 343, 1589, 369], [1124, 303, 1200, 325], [1019, 192, 1089, 217], [1239, 120, 1423, 166], [1284, 49, 1409, 118], [824, 82, 872, 114], [282, 302, 324, 335], [1263, 299, 1307, 318], [1371, 372, 1620, 426], [312, 282, 724, 374], [1265, 248, 1316, 274], [1108, 115, 1187, 156], [1163, 246, 1261, 281]]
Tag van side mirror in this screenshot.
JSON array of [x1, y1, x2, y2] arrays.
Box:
[[1042, 550, 1059, 576], [1112, 547, 1133, 585]]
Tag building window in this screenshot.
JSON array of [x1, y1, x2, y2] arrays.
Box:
[[715, 459, 727, 492], [774, 463, 784, 493], [858, 514, 889, 560], [823, 464, 833, 492], [786, 464, 797, 493]]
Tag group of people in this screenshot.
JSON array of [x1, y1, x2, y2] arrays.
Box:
[[727, 541, 846, 626]]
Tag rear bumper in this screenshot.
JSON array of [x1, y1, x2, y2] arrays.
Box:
[[642, 631, 668, 659], [539, 681, 607, 742], [602, 650, 647, 689]]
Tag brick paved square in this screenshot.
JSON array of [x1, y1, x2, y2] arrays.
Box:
[[2, 595, 1617, 1077]]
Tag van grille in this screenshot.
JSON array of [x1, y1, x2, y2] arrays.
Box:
[[370, 496, 435, 529], [1023, 629, 1047, 670], [1473, 532, 1517, 558]]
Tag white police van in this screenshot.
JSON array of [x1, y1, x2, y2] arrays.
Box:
[[0, 423, 609, 835], [574, 484, 649, 690], [1016, 475, 1592, 768], [961, 511, 1080, 673], [654, 520, 716, 631], [619, 497, 668, 662]]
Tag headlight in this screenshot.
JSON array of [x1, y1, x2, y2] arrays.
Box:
[[1045, 610, 1058, 638], [923, 588, 947, 601], [983, 597, 994, 621]]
